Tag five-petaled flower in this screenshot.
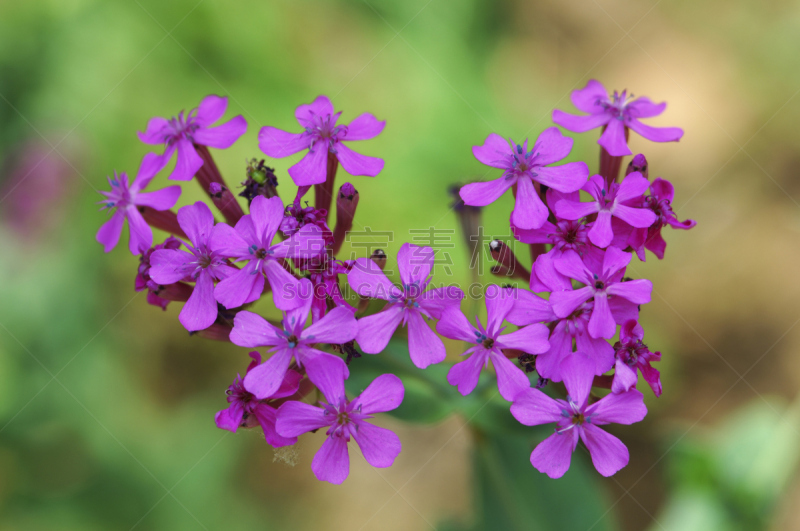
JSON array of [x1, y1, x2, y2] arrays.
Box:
[[511, 352, 647, 478], [215, 352, 303, 447], [555, 172, 657, 249], [460, 127, 589, 229], [436, 285, 550, 401], [347, 243, 464, 369], [612, 320, 662, 397], [549, 246, 652, 339], [149, 202, 238, 331], [139, 95, 247, 181], [96, 152, 181, 254], [276, 373, 404, 484], [230, 278, 356, 399], [210, 195, 327, 310], [552, 79, 683, 157], [259, 95, 385, 186], [627, 177, 696, 261]]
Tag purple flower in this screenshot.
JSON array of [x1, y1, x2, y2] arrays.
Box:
[[628, 177, 696, 261], [509, 293, 638, 382], [554, 173, 657, 248], [258, 95, 385, 186], [549, 246, 652, 339], [230, 278, 356, 399], [135, 236, 183, 310], [215, 352, 303, 447], [511, 352, 647, 478], [276, 373, 404, 484], [612, 320, 662, 397], [552, 79, 683, 156], [96, 153, 181, 254], [436, 286, 550, 401], [347, 243, 464, 369], [149, 202, 238, 331], [460, 127, 589, 229], [209, 195, 327, 311], [138, 95, 247, 181], [280, 195, 333, 246], [297, 254, 356, 322]]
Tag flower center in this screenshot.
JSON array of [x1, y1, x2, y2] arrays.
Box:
[[287, 334, 298, 348], [482, 337, 494, 349]]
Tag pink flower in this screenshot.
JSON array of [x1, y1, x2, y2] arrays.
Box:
[[549, 246, 652, 339], [297, 254, 355, 322], [138, 95, 247, 181], [511, 352, 647, 478], [276, 373, 404, 484], [460, 127, 589, 229], [347, 243, 464, 369], [259, 95, 385, 186], [436, 286, 550, 401], [628, 177, 696, 261], [230, 278, 356, 399], [135, 236, 183, 310], [554, 173, 657, 248], [96, 153, 181, 254], [552, 80, 683, 156], [149, 202, 238, 331], [209, 195, 327, 310], [612, 320, 662, 397], [215, 352, 303, 447]]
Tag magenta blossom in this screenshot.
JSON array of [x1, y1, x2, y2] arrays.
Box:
[[135, 236, 183, 310], [276, 373, 404, 484], [215, 352, 302, 447], [230, 278, 355, 399], [555, 173, 657, 248], [511, 352, 647, 478], [612, 320, 662, 397], [149, 202, 237, 331], [347, 243, 464, 369], [96, 153, 180, 254], [436, 286, 550, 401], [138, 95, 247, 181], [297, 254, 355, 322], [280, 196, 333, 246], [549, 246, 652, 339], [552, 80, 683, 156], [628, 177, 696, 261], [209, 195, 326, 310], [509, 294, 638, 382], [259, 95, 385, 186], [460, 127, 589, 229]]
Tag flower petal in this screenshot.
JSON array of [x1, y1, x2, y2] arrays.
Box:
[[96, 210, 125, 253], [397, 242, 434, 287], [447, 349, 487, 396], [356, 305, 405, 354], [252, 405, 297, 447], [215, 402, 244, 433], [580, 424, 629, 477], [531, 126, 573, 165], [135, 186, 182, 211], [511, 176, 548, 229], [192, 115, 247, 149], [459, 176, 514, 207], [295, 95, 334, 128], [335, 142, 384, 177], [288, 147, 328, 186], [606, 279, 652, 305], [179, 271, 218, 331], [506, 288, 554, 326], [472, 132, 513, 168], [613, 204, 656, 228], [560, 351, 595, 407], [178, 201, 215, 247], [301, 306, 358, 344], [243, 348, 293, 399], [530, 431, 577, 479], [130, 152, 169, 192], [588, 291, 616, 339], [194, 95, 228, 127], [497, 323, 550, 354], [353, 374, 405, 414], [275, 400, 328, 437], [417, 286, 464, 320], [230, 310, 284, 347], [602, 245, 632, 277], [354, 422, 401, 468], [138, 116, 170, 145], [342, 113, 385, 141], [406, 310, 446, 369], [126, 207, 153, 255], [552, 110, 610, 133], [587, 388, 647, 425], [436, 307, 477, 343], [263, 260, 303, 311], [214, 261, 264, 309], [588, 210, 614, 248], [570, 79, 609, 113], [347, 258, 401, 300], [626, 97, 666, 119], [549, 286, 593, 319], [169, 138, 204, 181], [627, 119, 683, 143], [598, 119, 631, 157], [611, 359, 639, 394], [489, 349, 531, 401], [149, 248, 194, 284], [258, 126, 309, 158], [302, 349, 349, 403], [272, 224, 327, 259], [485, 284, 515, 335], [534, 162, 589, 193], [250, 195, 284, 244], [554, 198, 599, 221], [510, 388, 563, 426], [312, 436, 350, 485]]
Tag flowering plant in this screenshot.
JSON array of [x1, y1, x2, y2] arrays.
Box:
[[96, 84, 694, 484]]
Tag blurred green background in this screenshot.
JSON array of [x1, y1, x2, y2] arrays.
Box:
[[2, 0, 800, 529]]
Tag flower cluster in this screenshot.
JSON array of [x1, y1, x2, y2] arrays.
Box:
[[96, 81, 694, 483]]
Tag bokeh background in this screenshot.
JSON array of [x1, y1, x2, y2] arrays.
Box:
[[2, 0, 800, 529]]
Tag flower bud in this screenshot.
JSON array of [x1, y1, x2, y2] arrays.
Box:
[[625, 154, 648, 180], [332, 183, 359, 256], [489, 240, 529, 282], [241, 158, 279, 203], [370, 249, 387, 270]]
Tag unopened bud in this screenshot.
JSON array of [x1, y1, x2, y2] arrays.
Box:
[[332, 183, 359, 255], [489, 240, 529, 282], [626, 154, 648, 179], [241, 158, 279, 203], [370, 249, 387, 270]]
